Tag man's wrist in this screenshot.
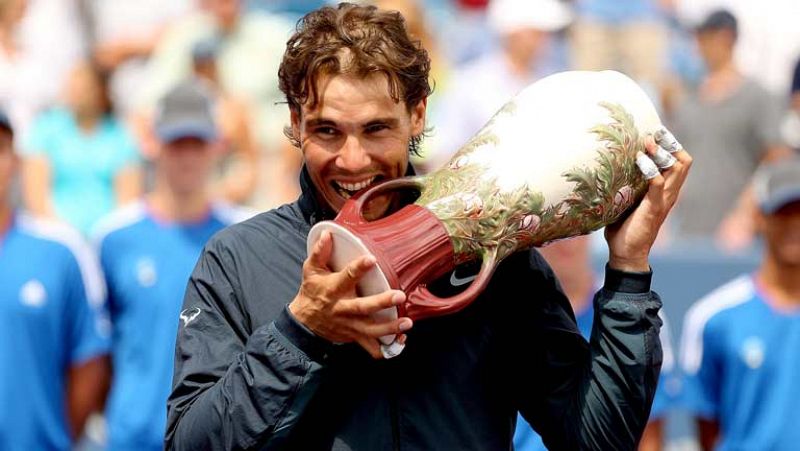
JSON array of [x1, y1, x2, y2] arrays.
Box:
[[608, 255, 650, 273], [277, 305, 335, 362], [603, 263, 652, 294]]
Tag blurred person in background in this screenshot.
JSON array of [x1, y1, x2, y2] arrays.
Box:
[[668, 9, 790, 250], [569, 0, 670, 95], [513, 235, 678, 451], [674, 0, 800, 98], [0, 0, 85, 138], [780, 56, 800, 151], [429, 0, 571, 167], [93, 80, 250, 451], [191, 38, 259, 204], [138, 0, 294, 209], [0, 110, 110, 450], [679, 157, 800, 451], [89, 0, 194, 116], [20, 61, 142, 236]]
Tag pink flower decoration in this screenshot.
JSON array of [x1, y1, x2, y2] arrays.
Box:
[[613, 185, 634, 210], [520, 214, 541, 233]]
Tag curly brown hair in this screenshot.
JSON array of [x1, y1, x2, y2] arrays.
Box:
[[278, 2, 432, 155]]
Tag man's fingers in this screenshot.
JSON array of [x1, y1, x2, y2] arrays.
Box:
[[359, 317, 413, 338], [654, 127, 682, 153], [306, 230, 333, 273], [337, 290, 405, 316], [636, 151, 662, 181], [333, 253, 377, 288], [355, 336, 384, 359]]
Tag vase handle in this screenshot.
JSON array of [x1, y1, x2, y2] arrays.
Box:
[[337, 177, 425, 226], [404, 248, 498, 320]]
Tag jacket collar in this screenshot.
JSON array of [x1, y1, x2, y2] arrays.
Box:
[[297, 163, 418, 226]]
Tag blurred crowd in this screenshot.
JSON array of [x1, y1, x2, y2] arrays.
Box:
[[1, 0, 800, 450]]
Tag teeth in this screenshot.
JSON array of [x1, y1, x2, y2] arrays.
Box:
[[335, 176, 376, 193]]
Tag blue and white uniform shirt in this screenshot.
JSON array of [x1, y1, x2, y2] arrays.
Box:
[[0, 212, 109, 450], [680, 274, 800, 450], [93, 200, 252, 451]]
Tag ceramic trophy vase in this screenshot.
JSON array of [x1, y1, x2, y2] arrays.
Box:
[[307, 70, 664, 357]]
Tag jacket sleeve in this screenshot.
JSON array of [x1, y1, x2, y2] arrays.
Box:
[[165, 236, 333, 450], [516, 253, 663, 451]]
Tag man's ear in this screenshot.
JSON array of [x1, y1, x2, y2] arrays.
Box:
[[290, 109, 302, 145], [410, 98, 427, 137]]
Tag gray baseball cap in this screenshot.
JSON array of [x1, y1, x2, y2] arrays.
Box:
[[155, 80, 217, 143], [754, 158, 800, 214]]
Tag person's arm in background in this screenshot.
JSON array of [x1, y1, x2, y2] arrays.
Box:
[[67, 356, 111, 438], [63, 229, 112, 440], [716, 89, 794, 250], [697, 418, 720, 451], [680, 292, 724, 451], [639, 420, 664, 451]]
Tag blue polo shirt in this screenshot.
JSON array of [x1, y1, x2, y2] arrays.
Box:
[[94, 201, 251, 451], [514, 288, 677, 451], [680, 274, 800, 450], [0, 212, 109, 450]]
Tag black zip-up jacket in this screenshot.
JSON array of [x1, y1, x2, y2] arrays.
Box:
[[166, 168, 663, 451]]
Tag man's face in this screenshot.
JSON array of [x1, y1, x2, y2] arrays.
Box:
[[65, 63, 105, 116], [292, 73, 426, 215], [158, 136, 216, 196], [0, 129, 16, 202], [760, 201, 800, 267], [696, 29, 734, 70], [505, 28, 547, 65]]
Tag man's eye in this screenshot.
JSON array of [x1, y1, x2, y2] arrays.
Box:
[[365, 124, 389, 134], [314, 127, 339, 137]]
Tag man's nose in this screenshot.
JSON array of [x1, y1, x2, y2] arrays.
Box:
[[336, 136, 371, 172]]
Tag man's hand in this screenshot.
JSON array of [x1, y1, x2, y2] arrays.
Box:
[[605, 133, 692, 272], [289, 230, 413, 359]]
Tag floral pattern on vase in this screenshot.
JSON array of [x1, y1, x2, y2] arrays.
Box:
[[416, 101, 648, 262]]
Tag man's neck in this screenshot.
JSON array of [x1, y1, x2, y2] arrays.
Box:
[[700, 60, 742, 102], [147, 187, 210, 223], [757, 256, 800, 307]]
